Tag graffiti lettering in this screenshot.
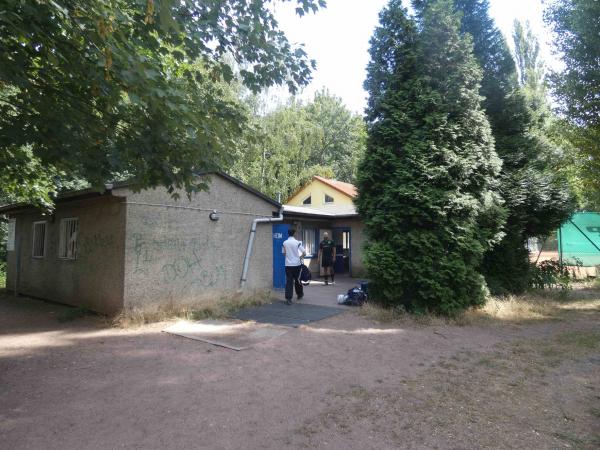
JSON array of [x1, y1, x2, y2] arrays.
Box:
[[129, 232, 227, 288], [160, 250, 227, 288], [80, 232, 115, 254]]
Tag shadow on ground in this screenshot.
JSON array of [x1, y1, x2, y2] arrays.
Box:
[[1, 288, 599, 449]]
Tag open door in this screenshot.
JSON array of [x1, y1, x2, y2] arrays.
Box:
[[332, 228, 351, 275]]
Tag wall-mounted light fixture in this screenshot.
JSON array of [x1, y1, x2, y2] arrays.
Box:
[[209, 210, 220, 221]]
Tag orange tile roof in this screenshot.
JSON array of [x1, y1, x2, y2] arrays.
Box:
[[313, 175, 357, 198]]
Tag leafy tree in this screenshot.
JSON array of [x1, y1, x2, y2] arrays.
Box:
[[545, 0, 600, 208], [512, 20, 548, 120], [230, 91, 366, 199], [304, 89, 366, 182], [545, 0, 600, 128], [357, 0, 504, 315], [513, 21, 543, 88], [0, 0, 325, 207]]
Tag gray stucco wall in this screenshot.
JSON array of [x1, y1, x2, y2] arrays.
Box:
[[120, 174, 277, 309], [5, 196, 126, 314]]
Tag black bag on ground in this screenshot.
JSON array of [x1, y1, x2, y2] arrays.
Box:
[[299, 264, 311, 285], [344, 287, 367, 306]]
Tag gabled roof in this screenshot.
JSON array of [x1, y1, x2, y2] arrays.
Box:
[[0, 171, 281, 214], [287, 176, 358, 203], [313, 176, 357, 198]]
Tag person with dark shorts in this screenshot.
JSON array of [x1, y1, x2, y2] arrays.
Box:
[[319, 232, 336, 285]]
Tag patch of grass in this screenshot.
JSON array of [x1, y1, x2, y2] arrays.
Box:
[[360, 303, 407, 323], [360, 302, 463, 327], [362, 286, 600, 327], [113, 289, 275, 328], [57, 306, 95, 322], [555, 331, 600, 349], [469, 294, 561, 322]]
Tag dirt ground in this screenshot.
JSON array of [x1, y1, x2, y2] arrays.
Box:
[[1, 288, 599, 450]]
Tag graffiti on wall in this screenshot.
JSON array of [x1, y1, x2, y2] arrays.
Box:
[[130, 232, 228, 288], [79, 232, 116, 255]]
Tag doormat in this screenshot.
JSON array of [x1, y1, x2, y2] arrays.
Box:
[[232, 301, 344, 327], [163, 320, 289, 351]]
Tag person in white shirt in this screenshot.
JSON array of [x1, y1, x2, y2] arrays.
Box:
[[282, 228, 306, 304]]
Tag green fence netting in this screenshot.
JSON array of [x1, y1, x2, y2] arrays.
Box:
[[558, 212, 600, 266]]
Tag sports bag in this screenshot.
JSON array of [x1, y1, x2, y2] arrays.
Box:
[[299, 264, 311, 285]]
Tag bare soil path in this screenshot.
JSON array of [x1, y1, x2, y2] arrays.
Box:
[[1, 289, 599, 449]]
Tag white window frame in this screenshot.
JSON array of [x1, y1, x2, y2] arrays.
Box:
[[7, 218, 16, 251], [58, 217, 79, 260], [324, 193, 334, 204], [32, 221, 47, 258], [302, 195, 312, 206], [302, 227, 317, 258]]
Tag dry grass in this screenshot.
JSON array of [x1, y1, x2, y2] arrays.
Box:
[[112, 289, 275, 328], [361, 284, 600, 326]]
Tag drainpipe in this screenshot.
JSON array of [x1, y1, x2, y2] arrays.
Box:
[[240, 195, 283, 289]]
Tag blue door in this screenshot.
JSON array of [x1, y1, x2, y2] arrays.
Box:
[[273, 223, 290, 289]]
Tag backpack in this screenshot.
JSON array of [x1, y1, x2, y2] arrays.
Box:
[[299, 263, 312, 285], [343, 287, 367, 306]]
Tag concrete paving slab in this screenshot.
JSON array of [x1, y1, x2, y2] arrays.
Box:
[[163, 320, 289, 351]]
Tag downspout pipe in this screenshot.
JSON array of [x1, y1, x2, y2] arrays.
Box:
[[240, 207, 283, 289]]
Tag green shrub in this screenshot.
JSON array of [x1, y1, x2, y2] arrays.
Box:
[[529, 260, 574, 291], [0, 261, 5, 289]]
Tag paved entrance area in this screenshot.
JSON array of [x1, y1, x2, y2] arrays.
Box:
[[279, 274, 361, 308], [232, 275, 361, 327]]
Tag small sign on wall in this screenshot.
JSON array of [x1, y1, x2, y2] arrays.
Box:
[[6, 218, 15, 251]]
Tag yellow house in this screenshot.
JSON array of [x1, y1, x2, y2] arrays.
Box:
[[282, 176, 365, 279], [286, 175, 357, 213]]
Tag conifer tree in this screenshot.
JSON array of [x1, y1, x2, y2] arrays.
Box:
[[357, 0, 504, 315], [416, 0, 573, 294]]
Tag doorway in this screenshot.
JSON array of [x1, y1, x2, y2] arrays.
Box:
[[332, 227, 351, 275]]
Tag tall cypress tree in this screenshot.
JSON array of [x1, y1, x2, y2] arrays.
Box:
[[416, 0, 573, 294], [357, 0, 504, 315], [457, 0, 573, 294]]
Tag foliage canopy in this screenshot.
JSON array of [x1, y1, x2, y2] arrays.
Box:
[[230, 90, 366, 199], [545, 0, 600, 208], [0, 0, 325, 207], [428, 0, 574, 294]]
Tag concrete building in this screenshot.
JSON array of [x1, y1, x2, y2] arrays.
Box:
[[275, 176, 366, 287], [2, 173, 280, 314]]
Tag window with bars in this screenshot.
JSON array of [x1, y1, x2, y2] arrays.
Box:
[[302, 227, 317, 257], [32, 221, 46, 258], [59, 218, 79, 259]]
